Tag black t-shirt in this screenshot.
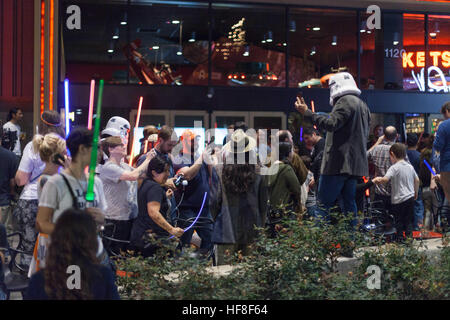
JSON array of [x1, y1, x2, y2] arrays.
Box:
[[0, 146, 19, 206], [130, 179, 170, 246], [173, 154, 210, 209], [407, 149, 420, 175]]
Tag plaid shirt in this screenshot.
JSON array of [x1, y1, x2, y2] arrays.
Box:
[[367, 142, 395, 196], [367, 141, 410, 196]]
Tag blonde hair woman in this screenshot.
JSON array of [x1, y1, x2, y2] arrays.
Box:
[[29, 133, 68, 276]]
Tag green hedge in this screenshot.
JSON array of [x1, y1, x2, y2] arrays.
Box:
[[115, 213, 450, 300]]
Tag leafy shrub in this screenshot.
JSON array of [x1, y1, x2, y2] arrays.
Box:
[[115, 212, 450, 300]]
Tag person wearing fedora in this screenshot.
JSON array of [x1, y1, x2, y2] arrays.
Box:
[[173, 129, 215, 256], [295, 72, 371, 242], [211, 129, 268, 265]]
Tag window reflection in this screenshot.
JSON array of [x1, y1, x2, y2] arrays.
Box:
[[289, 8, 357, 89], [211, 4, 286, 87]]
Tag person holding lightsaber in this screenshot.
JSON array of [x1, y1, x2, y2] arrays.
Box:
[[98, 136, 154, 252], [36, 127, 112, 269]]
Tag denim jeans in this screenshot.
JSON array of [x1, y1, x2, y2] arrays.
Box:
[[316, 175, 358, 227], [178, 207, 213, 252], [413, 187, 424, 230]]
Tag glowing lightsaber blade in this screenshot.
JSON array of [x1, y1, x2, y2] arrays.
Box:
[[311, 100, 317, 130], [86, 79, 104, 202], [170, 192, 208, 239], [423, 159, 436, 176], [129, 96, 144, 166], [88, 79, 95, 130], [403, 123, 407, 142], [64, 79, 70, 137], [300, 127, 303, 142]]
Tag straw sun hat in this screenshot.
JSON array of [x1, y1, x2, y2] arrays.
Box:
[[223, 129, 257, 154]]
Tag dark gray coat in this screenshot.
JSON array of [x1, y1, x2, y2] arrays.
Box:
[[303, 94, 371, 177], [210, 165, 268, 244]]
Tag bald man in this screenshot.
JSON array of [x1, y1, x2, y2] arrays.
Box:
[[367, 126, 407, 212]]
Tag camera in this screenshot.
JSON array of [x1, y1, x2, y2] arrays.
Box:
[[174, 174, 188, 188], [1, 129, 17, 152]]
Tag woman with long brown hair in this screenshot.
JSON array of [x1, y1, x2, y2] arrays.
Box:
[[25, 209, 119, 300], [211, 130, 268, 265]]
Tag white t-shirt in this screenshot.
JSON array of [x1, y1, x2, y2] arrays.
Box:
[[3, 121, 21, 156], [18, 142, 45, 200], [98, 161, 138, 221], [39, 172, 108, 257], [385, 160, 418, 205], [39, 173, 107, 223]]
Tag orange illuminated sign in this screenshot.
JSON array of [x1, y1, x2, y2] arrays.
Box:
[[403, 51, 450, 68]]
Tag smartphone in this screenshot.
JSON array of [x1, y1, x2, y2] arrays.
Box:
[[52, 154, 65, 166]]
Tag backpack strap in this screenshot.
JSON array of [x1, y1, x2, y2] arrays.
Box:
[[60, 173, 80, 209]]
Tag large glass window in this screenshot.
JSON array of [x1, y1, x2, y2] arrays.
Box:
[[359, 11, 376, 89], [61, 1, 129, 84], [127, 1, 209, 86], [289, 8, 357, 88], [427, 15, 450, 93], [211, 3, 286, 87], [61, 1, 209, 85]]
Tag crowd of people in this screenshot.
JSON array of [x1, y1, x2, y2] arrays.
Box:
[[0, 72, 449, 300]]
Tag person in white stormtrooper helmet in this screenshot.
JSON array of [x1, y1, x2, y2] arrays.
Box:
[[295, 72, 371, 240], [101, 116, 131, 146], [99, 116, 131, 164]]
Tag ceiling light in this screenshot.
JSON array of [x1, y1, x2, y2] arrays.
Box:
[[313, 27, 320, 31], [107, 42, 114, 53], [172, 20, 180, 24], [289, 20, 296, 32], [120, 12, 127, 25], [393, 32, 400, 45], [189, 32, 196, 42], [429, 32, 437, 39], [332, 35, 337, 46], [112, 28, 119, 40], [152, 45, 159, 50], [310, 46, 316, 55], [360, 21, 366, 33], [243, 46, 249, 56], [266, 31, 273, 43]]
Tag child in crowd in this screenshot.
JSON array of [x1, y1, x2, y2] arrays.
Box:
[[373, 143, 420, 241]]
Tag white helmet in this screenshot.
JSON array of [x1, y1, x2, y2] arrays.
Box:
[[329, 72, 361, 106], [101, 116, 130, 138]]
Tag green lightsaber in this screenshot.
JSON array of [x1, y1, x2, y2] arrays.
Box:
[[86, 79, 104, 202]]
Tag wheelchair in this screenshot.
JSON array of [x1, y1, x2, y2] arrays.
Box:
[[0, 231, 32, 300], [359, 199, 397, 243]]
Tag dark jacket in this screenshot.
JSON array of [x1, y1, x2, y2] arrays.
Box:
[[303, 94, 371, 177], [211, 165, 268, 244]]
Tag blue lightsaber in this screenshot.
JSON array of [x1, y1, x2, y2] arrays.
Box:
[[300, 127, 303, 142], [64, 79, 70, 137], [170, 192, 208, 239], [423, 159, 436, 176]]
